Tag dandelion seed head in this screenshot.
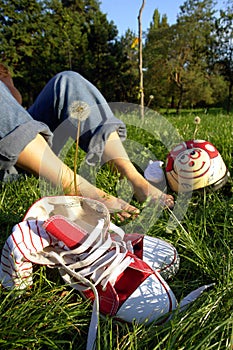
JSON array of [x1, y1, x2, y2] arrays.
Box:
[[194, 116, 201, 125], [69, 101, 90, 121]]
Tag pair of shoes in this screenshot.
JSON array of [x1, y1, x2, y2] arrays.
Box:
[[0, 195, 212, 350]]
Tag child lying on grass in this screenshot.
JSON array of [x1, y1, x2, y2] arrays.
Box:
[[0, 63, 174, 221]]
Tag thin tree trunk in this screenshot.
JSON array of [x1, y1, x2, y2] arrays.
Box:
[[138, 0, 145, 120], [176, 86, 184, 114]]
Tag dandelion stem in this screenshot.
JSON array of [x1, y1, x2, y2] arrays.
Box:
[[193, 125, 199, 139], [193, 116, 201, 139], [69, 101, 90, 195], [74, 120, 81, 195]]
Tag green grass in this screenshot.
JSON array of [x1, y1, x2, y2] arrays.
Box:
[[0, 110, 233, 349]]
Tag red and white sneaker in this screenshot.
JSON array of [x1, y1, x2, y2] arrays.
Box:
[[0, 196, 177, 349], [0, 196, 214, 350], [25, 196, 180, 279], [41, 213, 177, 323], [109, 223, 179, 280], [0, 196, 179, 289]]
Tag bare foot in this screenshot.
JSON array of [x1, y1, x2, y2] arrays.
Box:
[[104, 151, 174, 209]]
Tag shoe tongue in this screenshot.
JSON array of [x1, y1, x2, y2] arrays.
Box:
[[43, 215, 88, 249]]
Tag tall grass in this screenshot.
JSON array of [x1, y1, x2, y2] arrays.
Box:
[[0, 110, 232, 349]]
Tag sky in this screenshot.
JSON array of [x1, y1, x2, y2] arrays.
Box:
[[100, 0, 225, 36]]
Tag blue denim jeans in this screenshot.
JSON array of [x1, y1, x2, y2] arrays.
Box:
[[28, 71, 126, 165], [0, 81, 52, 173], [0, 71, 126, 178]]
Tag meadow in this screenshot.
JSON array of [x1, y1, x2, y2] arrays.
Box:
[[0, 108, 232, 349]]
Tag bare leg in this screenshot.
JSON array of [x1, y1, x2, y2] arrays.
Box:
[[16, 134, 139, 220], [102, 131, 174, 208]]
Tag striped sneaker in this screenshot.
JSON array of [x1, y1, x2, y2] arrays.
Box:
[[1, 195, 179, 286], [0, 196, 215, 350], [0, 196, 178, 349]]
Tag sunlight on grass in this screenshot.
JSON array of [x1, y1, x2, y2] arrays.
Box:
[[0, 111, 232, 349]]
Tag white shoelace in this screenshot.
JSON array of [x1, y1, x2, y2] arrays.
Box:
[[36, 219, 133, 350]]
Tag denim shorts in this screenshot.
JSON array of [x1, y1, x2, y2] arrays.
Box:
[[0, 71, 126, 174], [28, 71, 126, 165], [0, 81, 52, 171]]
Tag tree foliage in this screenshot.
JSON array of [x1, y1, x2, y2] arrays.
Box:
[[0, 0, 232, 112], [143, 10, 172, 108], [214, 0, 233, 112], [143, 0, 229, 112], [0, 0, 135, 105]]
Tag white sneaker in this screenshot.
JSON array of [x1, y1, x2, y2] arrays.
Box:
[[0, 196, 178, 349], [1, 196, 213, 349], [24, 196, 180, 279]]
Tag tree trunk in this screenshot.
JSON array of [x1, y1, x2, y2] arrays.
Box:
[[176, 86, 183, 114], [138, 0, 146, 120]]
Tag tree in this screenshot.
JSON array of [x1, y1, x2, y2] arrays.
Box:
[[0, 0, 130, 105], [107, 30, 139, 102], [0, 0, 85, 104], [170, 0, 217, 112], [144, 10, 172, 109], [138, 0, 146, 119], [144, 1, 221, 112], [0, 0, 44, 69], [214, 1, 233, 112]]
